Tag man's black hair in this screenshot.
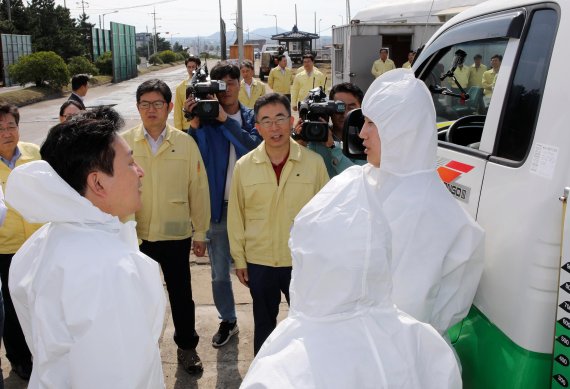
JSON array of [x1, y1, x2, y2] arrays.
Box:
[[254, 93, 291, 118], [491, 54, 503, 61], [59, 100, 84, 117], [474, 54, 483, 60], [240, 60, 254, 70], [0, 104, 20, 125], [71, 74, 90, 92], [40, 107, 123, 196], [210, 61, 241, 81], [379, 48, 389, 54], [277, 54, 286, 62], [329, 83, 364, 104], [185, 56, 201, 67], [302, 53, 315, 62], [136, 79, 172, 104]]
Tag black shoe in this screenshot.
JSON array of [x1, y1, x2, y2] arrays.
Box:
[[10, 362, 32, 380], [177, 348, 203, 374], [212, 320, 239, 348]]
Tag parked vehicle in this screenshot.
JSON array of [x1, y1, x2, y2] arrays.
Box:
[[412, 0, 567, 387]]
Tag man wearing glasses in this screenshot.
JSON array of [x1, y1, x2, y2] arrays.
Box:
[[122, 79, 211, 374], [0, 104, 40, 380], [227, 93, 328, 355], [185, 62, 262, 349]]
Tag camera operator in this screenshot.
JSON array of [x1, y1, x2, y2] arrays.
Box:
[[295, 82, 367, 178], [184, 61, 262, 348]]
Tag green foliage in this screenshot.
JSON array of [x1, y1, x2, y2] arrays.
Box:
[[175, 53, 185, 61], [148, 53, 163, 65], [67, 56, 99, 76], [95, 52, 113, 76], [8, 51, 70, 89], [158, 50, 176, 63]]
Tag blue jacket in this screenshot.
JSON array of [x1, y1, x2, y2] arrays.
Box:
[[189, 104, 261, 223]]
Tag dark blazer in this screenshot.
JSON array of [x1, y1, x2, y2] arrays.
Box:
[[68, 92, 86, 110]]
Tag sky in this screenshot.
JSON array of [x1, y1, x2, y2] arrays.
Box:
[[55, 0, 378, 39]]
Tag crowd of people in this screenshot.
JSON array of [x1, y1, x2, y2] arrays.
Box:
[[0, 54, 485, 388]]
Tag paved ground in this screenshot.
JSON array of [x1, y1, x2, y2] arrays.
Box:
[[1, 252, 290, 388]]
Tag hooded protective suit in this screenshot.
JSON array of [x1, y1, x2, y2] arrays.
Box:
[[5, 161, 166, 389], [240, 163, 461, 388], [361, 69, 484, 334]]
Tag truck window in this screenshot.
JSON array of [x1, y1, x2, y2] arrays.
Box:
[[494, 9, 558, 162], [424, 39, 508, 148]]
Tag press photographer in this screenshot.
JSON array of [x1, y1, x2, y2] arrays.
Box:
[[184, 61, 261, 347], [293, 82, 366, 178]]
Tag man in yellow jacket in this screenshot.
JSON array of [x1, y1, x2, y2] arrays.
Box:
[[122, 79, 211, 375], [371, 48, 396, 78], [0, 104, 41, 380], [228, 93, 329, 355], [267, 55, 293, 100], [291, 53, 327, 111], [238, 60, 266, 109], [173, 56, 201, 131]]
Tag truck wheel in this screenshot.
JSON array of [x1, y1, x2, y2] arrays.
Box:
[[260, 72, 265, 81]]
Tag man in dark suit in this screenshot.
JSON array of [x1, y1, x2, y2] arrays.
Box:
[[68, 74, 90, 109]]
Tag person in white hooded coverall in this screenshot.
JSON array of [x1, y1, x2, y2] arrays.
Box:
[[4, 109, 166, 389], [360, 69, 484, 335], [241, 69, 484, 388]]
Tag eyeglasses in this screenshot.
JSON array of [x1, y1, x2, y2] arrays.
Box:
[[258, 116, 290, 129], [0, 125, 18, 133], [138, 100, 166, 110]]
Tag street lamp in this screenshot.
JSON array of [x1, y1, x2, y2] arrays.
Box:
[[264, 14, 278, 35], [100, 10, 118, 30], [338, 14, 344, 25]]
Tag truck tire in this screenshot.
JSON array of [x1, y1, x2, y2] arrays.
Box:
[[259, 70, 265, 81]]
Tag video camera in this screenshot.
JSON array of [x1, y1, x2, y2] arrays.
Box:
[[185, 61, 226, 119], [291, 86, 346, 142]]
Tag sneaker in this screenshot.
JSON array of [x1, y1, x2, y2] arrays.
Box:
[[212, 320, 239, 348], [10, 362, 32, 380], [177, 348, 203, 374]]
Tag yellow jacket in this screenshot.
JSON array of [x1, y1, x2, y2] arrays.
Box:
[[228, 139, 329, 269], [173, 79, 190, 131], [482, 69, 499, 96], [0, 142, 42, 254], [268, 66, 293, 94], [121, 123, 210, 242], [402, 61, 412, 69], [450, 66, 470, 89], [468, 64, 488, 88], [371, 59, 396, 78], [238, 79, 267, 109], [291, 68, 327, 109]]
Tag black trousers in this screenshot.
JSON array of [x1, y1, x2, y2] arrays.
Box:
[[0, 253, 32, 366], [140, 238, 199, 350], [247, 263, 292, 355]]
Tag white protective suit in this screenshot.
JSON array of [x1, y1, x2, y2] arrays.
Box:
[[361, 69, 484, 335], [5, 161, 166, 389], [241, 164, 462, 388]]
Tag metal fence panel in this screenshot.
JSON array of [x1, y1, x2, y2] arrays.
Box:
[[0, 34, 32, 87], [110, 22, 137, 83]]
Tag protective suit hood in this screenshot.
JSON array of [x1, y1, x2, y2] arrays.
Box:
[[362, 68, 437, 175], [5, 160, 117, 226], [289, 168, 393, 319]]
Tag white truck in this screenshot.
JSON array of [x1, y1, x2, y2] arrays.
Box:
[[410, 0, 569, 387]]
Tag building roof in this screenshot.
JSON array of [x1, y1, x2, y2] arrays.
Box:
[[271, 25, 318, 41]]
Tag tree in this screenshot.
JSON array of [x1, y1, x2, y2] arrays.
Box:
[[172, 42, 183, 52], [8, 51, 69, 89], [0, 0, 29, 34], [67, 56, 98, 76], [26, 0, 86, 60]]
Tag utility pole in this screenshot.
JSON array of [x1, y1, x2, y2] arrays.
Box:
[[237, 0, 244, 63], [146, 26, 151, 61], [7, 0, 11, 21], [77, 0, 88, 15], [151, 7, 159, 55], [346, 0, 351, 24]]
